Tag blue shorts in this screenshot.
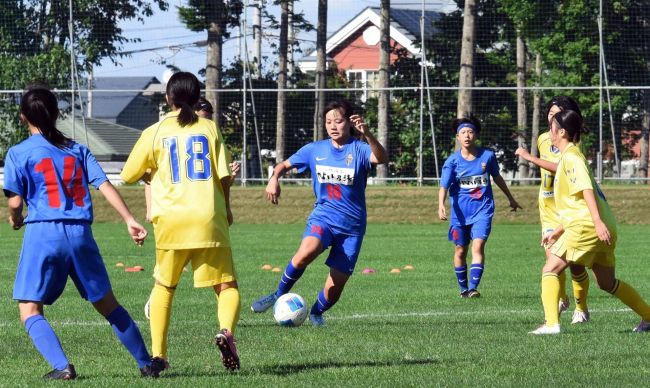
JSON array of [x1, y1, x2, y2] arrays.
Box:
[[13, 221, 112, 305], [302, 219, 364, 276], [448, 219, 492, 247]]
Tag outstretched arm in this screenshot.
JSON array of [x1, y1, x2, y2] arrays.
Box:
[[493, 176, 522, 212], [98, 181, 147, 245], [266, 160, 292, 205], [515, 147, 558, 173]]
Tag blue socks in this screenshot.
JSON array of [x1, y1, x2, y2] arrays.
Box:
[[310, 289, 335, 316], [24, 315, 69, 370], [469, 264, 485, 290], [275, 261, 305, 297], [106, 306, 151, 369], [455, 265, 468, 292]]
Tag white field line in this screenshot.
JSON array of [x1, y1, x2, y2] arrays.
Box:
[[0, 307, 633, 328]]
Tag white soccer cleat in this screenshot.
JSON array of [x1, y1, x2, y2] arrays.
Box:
[[558, 298, 570, 314], [528, 324, 561, 335], [251, 292, 278, 313], [571, 310, 590, 324], [632, 320, 650, 333], [144, 297, 151, 320]]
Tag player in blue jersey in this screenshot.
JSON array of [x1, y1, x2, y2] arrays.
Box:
[[438, 115, 521, 298], [251, 100, 388, 326], [3, 87, 163, 380]]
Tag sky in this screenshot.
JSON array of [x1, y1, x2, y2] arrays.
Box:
[[94, 0, 456, 81]]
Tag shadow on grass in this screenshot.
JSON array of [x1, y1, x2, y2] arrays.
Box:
[[247, 358, 439, 376]]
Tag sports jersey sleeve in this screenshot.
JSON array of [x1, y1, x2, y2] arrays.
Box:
[[214, 125, 231, 180], [563, 152, 593, 195], [288, 143, 313, 173], [81, 146, 108, 189], [440, 157, 455, 189], [2, 149, 25, 197], [486, 151, 500, 177], [121, 128, 156, 183]]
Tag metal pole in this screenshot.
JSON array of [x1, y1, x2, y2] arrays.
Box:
[[68, 0, 75, 140], [597, 0, 603, 181], [241, 1, 248, 186], [418, 0, 424, 186]]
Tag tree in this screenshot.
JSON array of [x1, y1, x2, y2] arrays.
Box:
[[275, 0, 289, 163], [457, 0, 476, 118], [376, 0, 390, 180], [179, 1, 243, 128], [0, 0, 168, 159], [313, 0, 327, 141]]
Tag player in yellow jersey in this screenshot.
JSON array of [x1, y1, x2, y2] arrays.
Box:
[[529, 109, 650, 334], [121, 72, 241, 370], [516, 96, 590, 324]]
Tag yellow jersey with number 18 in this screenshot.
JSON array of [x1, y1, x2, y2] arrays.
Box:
[[537, 132, 562, 231], [121, 112, 231, 249], [553, 143, 616, 251]]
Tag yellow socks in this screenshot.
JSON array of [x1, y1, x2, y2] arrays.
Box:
[[610, 280, 650, 321], [571, 270, 590, 312], [150, 283, 175, 359], [541, 272, 561, 326], [216, 287, 241, 334], [558, 270, 568, 302]]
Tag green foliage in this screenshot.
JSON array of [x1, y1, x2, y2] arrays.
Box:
[[178, 0, 242, 34]]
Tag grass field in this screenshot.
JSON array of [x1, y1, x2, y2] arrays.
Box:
[[1, 221, 650, 387]]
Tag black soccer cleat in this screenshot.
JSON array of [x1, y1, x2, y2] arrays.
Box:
[[214, 329, 240, 371], [43, 364, 77, 380], [467, 289, 481, 298], [460, 290, 470, 298], [140, 357, 168, 378]]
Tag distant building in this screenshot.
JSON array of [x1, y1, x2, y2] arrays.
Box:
[[298, 7, 442, 101]]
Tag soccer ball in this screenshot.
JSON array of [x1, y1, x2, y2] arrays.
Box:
[[273, 293, 308, 327]]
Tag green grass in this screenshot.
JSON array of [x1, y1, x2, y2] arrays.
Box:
[[1, 222, 650, 386]]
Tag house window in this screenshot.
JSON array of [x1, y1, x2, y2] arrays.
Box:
[[346, 70, 380, 102]]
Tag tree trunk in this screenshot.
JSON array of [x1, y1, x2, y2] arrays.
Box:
[[516, 32, 529, 182], [376, 0, 390, 181], [457, 0, 476, 118], [529, 52, 542, 178], [639, 92, 650, 181], [206, 2, 226, 128], [287, 1, 295, 87], [253, 0, 263, 79], [275, 0, 289, 163], [313, 0, 327, 141]]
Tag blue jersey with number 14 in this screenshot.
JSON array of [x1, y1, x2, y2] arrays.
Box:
[[289, 138, 372, 235], [3, 134, 107, 223]]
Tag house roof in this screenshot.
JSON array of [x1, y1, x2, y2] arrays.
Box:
[[57, 115, 142, 161], [298, 7, 442, 70], [81, 76, 160, 119]]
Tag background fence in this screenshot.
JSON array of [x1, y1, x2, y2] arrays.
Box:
[[1, 0, 649, 184]]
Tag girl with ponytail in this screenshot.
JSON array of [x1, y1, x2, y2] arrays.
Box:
[[4, 87, 159, 379], [121, 71, 242, 372]]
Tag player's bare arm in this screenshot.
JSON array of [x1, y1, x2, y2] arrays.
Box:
[[493, 175, 522, 211], [583, 188, 611, 245], [7, 193, 24, 230], [351, 114, 388, 165], [515, 147, 558, 173], [266, 160, 292, 205], [98, 181, 148, 246], [438, 187, 448, 221]]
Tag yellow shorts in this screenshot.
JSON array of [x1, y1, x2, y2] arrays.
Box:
[[551, 231, 616, 268], [153, 247, 236, 288]]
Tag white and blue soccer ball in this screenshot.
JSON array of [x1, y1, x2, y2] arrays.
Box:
[[273, 293, 308, 327]]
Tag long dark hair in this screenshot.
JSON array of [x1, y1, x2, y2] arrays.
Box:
[[20, 87, 71, 149], [166, 72, 200, 127], [451, 114, 482, 135], [553, 110, 588, 143]]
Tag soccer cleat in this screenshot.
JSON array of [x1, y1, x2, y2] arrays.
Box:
[[558, 298, 570, 314], [43, 364, 77, 380], [251, 292, 278, 313], [140, 357, 169, 378], [460, 290, 470, 298], [144, 297, 151, 320], [309, 314, 326, 327], [214, 329, 240, 371], [571, 310, 590, 324], [467, 289, 481, 298], [632, 320, 650, 333], [528, 324, 561, 335]]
